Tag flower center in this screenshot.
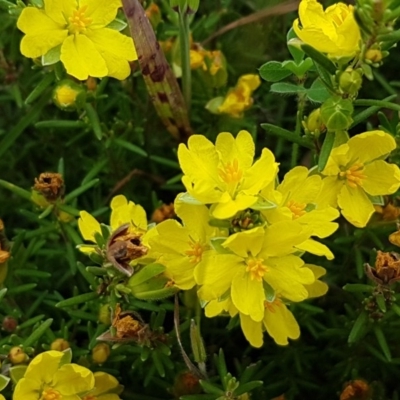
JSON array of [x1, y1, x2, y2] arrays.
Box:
[[264, 298, 282, 313], [330, 6, 351, 27], [246, 258, 268, 281], [218, 159, 243, 185], [286, 200, 307, 219], [41, 389, 61, 400], [185, 241, 204, 264], [68, 5, 92, 34], [339, 163, 366, 188]]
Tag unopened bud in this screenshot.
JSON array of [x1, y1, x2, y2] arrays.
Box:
[[320, 97, 353, 131], [53, 79, 86, 111], [9, 347, 27, 365], [365, 48, 383, 63], [338, 68, 363, 97], [50, 338, 70, 352], [92, 343, 110, 364], [302, 108, 325, 137], [2, 316, 17, 333]]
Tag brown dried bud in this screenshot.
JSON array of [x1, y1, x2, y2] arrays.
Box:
[[33, 172, 64, 203], [112, 304, 144, 339], [151, 203, 175, 223], [2, 316, 17, 333], [340, 379, 370, 400], [365, 251, 400, 285], [106, 224, 148, 276], [172, 371, 201, 397]]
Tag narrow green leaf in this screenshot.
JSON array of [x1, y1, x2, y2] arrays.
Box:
[[287, 28, 305, 64], [0, 180, 32, 201], [374, 326, 391, 361], [301, 44, 336, 74], [23, 318, 53, 347], [343, 284, 373, 293], [8, 283, 37, 294], [259, 61, 291, 82], [63, 179, 99, 203], [199, 380, 225, 395], [114, 138, 148, 157], [0, 288, 7, 302], [377, 29, 400, 42], [18, 315, 45, 330], [348, 311, 368, 344], [38, 205, 54, 219], [318, 131, 335, 172], [35, 120, 86, 129], [234, 381, 263, 396], [56, 292, 99, 308], [84, 103, 103, 140], [25, 73, 54, 105], [151, 351, 165, 377], [261, 123, 313, 149], [354, 98, 400, 111], [270, 82, 306, 95], [128, 263, 166, 288]]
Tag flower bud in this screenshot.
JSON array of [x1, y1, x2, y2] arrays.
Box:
[[320, 97, 353, 131], [365, 48, 383, 63], [338, 68, 363, 97], [172, 371, 201, 397], [98, 304, 111, 325], [9, 347, 27, 365], [50, 338, 70, 351], [2, 316, 18, 333], [53, 79, 86, 111], [302, 108, 326, 137], [92, 343, 110, 364]]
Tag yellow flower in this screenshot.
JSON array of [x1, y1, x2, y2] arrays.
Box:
[[319, 131, 400, 228], [81, 371, 122, 400], [17, 0, 137, 80], [217, 74, 260, 118], [261, 166, 339, 259], [293, 0, 361, 58], [178, 130, 278, 219], [195, 224, 315, 322], [149, 201, 217, 290], [13, 350, 94, 400]]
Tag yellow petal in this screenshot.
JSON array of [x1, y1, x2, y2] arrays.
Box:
[[362, 160, 400, 196], [110, 195, 128, 210], [53, 364, 94, 395], [211, 192, 258, 219], [237, 75, 261, 91], [263, 302, 300, 346], [43, 0, 76, 25], [346, 130, 396, 164], [89, 372, 119, 396], [239, 313, 263, 348], [17, 8, 67, 58], [60, 34, 108, 80], [265, 255, 314, 302], [78, 211, 101, 242], [87, 28, 137, 80], [222, 227, 264, 258], [215, 130, 254, 170], [231, 270, 265, 322], [297, 207, 339, 238], [296, 238, 334, 260], [316, 176, 343, 208], [12, 377, 40, 400], [80, 0, 121, 27], [338, 185, 375, 228], [25, 350, 63, 384], [304, 264, 328, 298]]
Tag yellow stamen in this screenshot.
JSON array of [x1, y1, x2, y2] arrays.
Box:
[[286, 199, 307, 219], [246, 258, 268, 281], [41, 389, 61, 400], [218, 159, 243, 184], [185, 241, 204, 264], [68, 5, 92, 34], [339, 162, 366, 188]]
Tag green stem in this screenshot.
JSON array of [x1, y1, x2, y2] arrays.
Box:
[[179, 10, 192, 110], [292, 93, 306, 167], [354, 98, 400, 111]]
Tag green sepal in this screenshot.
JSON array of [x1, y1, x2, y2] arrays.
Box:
[[0, 375, 10, 391], [301, 44, 336, 75], [210, 237, 232, 254], [263, 281, 276, 302], [177, 192, 203, 205], [42, 45, 61, 66], [106, 18, 127, 31], [59, 347, 73, 366], [127, 263, 166, 288], [9, 365, 27, 385], [287, 28, 305, 64]]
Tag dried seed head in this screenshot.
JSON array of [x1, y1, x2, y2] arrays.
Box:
[[33, 172, 65, 203], [340, 379, 370, 400], [365, 251, 400, 285]]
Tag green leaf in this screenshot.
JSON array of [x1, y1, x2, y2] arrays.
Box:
[[84, 103, 103, 140], [25, 73, 54, 105], [128, 263, 166, 288], [0, 179, 33, 201], [0, 375, 10, 391], [233, 381, 263, 396], [23, 318, 53, 347], [35, 120, 86, 129], [9, 365, 27, 385], [199, 380, 225, 395], [307, 78, 331, 103], [0, 288, 7, 302], [114, 138, 148, 157], [259, 61, 291, 82], [348, 311, 368, 344], [42, 45, 61, 66], [107, 18, 128, 31], [261, 123, 313, 149], [132, 286, 179, 301], [374, 326, 391, 362], [282, 58, 313, 77], [318, 131, 335, 172], [343, 284, 373, 293], [301, 44, 336, 75], [270, 82, 306, 95], [56, 292, 99, 308], [287, 28, 305, 64], [63, 178, 99, 203]]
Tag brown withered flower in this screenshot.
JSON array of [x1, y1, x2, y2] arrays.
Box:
[[364, 251, 400, 285], [33, 172, 64, 202], [340, 379, 371, 400], [151, 203, 175, 223], [106, 223, 148, 277]]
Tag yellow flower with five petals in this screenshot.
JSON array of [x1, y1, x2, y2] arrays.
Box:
[[319, 131, 400, 228], [17, 0, 137, 80], [178, 130, 278, 219]]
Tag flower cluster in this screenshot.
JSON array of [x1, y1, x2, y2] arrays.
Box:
[[13, 350, 122, 400]]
